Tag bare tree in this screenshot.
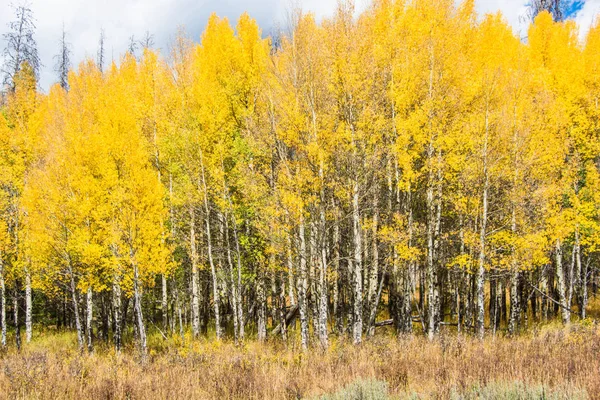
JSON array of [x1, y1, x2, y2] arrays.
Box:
[[54, 23, 71, 91], [2, 2, 41, 90], [127, 35, 138, 57], [139, 31, 155, 50], [97, 29, 106, 73], [529, 0, 565, 21]]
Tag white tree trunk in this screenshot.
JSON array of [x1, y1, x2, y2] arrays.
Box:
[[0, 253, 5, 348], [367, 190, 379, 337], [298, 214, 309, 350], [190, 207, 200, 338], [224, 213, 239, 343], [257, 266, 267, 342], [132, 258, 147, 356], [161, 274, 168, 331], [25, 271, 32, 343], [287, 235, 296, 307], [230, 211, 245, 340], [13, 288, 20, 350], [476, 107, 490, 340], [200, 155, 222, 340], [112, 277, 122, 353], [476, 174, 488, 340], [317, 203, 329, 348], [69, 269, 84, 352], [352, 181, 363, 345], [86, 287, 93, 352], [426, 156, 437, 341], [555, 239, 570, 324]]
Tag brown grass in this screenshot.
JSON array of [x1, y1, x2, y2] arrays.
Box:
[[0, 322, 599, 399]]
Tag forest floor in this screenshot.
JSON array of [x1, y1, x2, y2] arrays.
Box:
[[0, 321, 599, 399]]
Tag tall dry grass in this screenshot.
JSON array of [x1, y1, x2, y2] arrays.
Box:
[[0, 322, 598, 399]]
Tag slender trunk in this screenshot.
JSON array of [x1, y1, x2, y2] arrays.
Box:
[[113, 277, 122, 353], [574, 228, 583, 318], [476, 107, 490, 340], [352, 180, 363, 345], [132, 259, 147, 356], [257, 262, 267, 342], [162, 274, 168, 331], [0, 253, 6, 348], [86, 287, 93, 352], [555, 238, 570, 324], [68, 262, 84, 352], [298, 215, 309, 350], [582, 257, 589, 319], [317, 203, 329, 348], [309, 223, 319, 336], [13, 285, 20, 350], [200, 152, 222, 340], [287, 235, 296, 307], [223, 212, 239, 343], [568, 242, 576, 311], [425, 40, 438, 341], [426, 146, 436, 341], [190, 207, 200, 338], [230, 210, 245, 340], [509, 206, 520, 335], [402, 188, 414, 334], [333, 208, 343, 334], [367, 190, 379, 336], [25, 271, 32, 343], [279, 273, 287, 341]]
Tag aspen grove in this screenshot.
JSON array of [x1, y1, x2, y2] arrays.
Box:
[[1, 0, 600, 355]]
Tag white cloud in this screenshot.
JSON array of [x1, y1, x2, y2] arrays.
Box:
[[474, 0, 531, 39], [574, 0, 600, 40], [0, 0, 598, 91]]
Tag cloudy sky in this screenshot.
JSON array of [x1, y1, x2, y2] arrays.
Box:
[[1, 0, 599, 91]]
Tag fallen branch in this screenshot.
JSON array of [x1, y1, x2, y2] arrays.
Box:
[[272, 303, 299, 335]]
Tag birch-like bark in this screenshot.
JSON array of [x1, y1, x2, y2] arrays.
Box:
[[425, 39, 438, 341], [199, 154, 222, 340], [86, 287, 93, 352], [509, 207, 520, 335], [426, 148, 437, 341], [25, 270, 32, 343], [574, 228, 583, 318], [333, 208, 343, 334], [298, 214, 309, 350], [555, 238, 570, 324], [582, 258, 589, 319], [0, 252, 6, 348], [112, 276, 122, 353], [161, 274, 168, 331], [68, 261, 84, 352], [352, 180, 363, 345], [190, 207, 200, 338], [287, 235, 296, 307], [223, 212, 239, 343], [367, 189, 379, 336], [317, 203, 329, 348], [13, 286, 20, 350], [401, 188, 414, 334], [568, 241, 576, 313], [279, 272, 287, 341], [257, 261, 267, 342], [230, 208, 245, 340], [476, 106, 490, 340], [132, 258, 147, 356]]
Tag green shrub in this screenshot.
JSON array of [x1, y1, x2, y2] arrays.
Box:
[[452, 381, 589, 400], [319, 379, 389, 400]]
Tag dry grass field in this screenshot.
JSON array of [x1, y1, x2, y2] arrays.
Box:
[[0, 322, 598, 399]]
